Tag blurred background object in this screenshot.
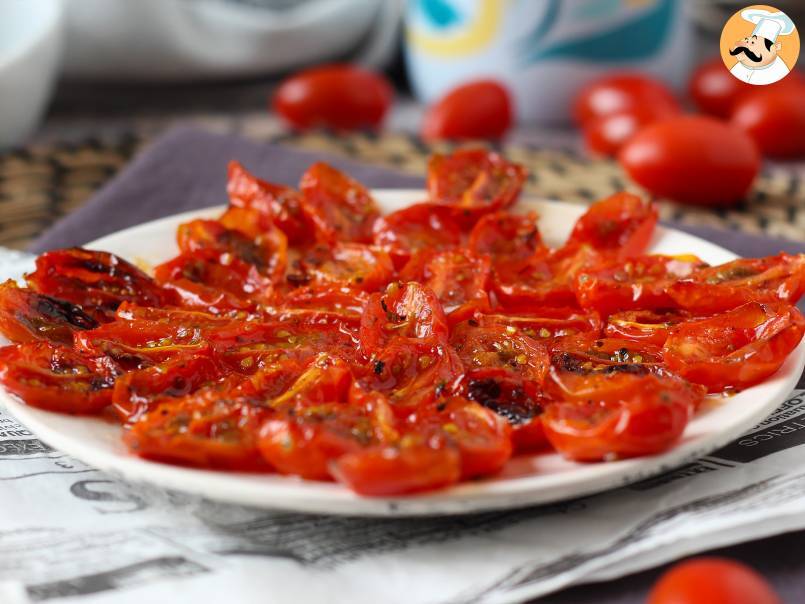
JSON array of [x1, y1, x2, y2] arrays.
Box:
[[61, 0, 402, 81], [0, 0, 64, 148], [2, 0, 805, 250], [405, 0, 694, 124]]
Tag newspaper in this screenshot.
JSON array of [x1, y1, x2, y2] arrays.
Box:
[[2, 248, 805, 604]]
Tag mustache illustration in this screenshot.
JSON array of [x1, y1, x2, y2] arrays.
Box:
[[730, 45, 763, 62]]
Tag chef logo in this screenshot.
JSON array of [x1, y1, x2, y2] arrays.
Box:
[[720, 4, 799, 85]]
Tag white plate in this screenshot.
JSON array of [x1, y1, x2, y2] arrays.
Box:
[[3, 191, 804, 516]]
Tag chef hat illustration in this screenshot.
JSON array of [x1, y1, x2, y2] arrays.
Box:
[[741, 8, 795, 42]]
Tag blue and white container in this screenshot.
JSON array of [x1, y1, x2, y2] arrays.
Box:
[[405, 0, 694, 124]]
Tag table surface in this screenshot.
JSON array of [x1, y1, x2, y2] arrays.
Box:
[[6, 79, 805, 603]]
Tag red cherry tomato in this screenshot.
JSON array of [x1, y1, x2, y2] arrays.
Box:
[[618, 116, 760, 206], [648, 557, 780, 604], [273, 64, 392, 131], [421, 80, 513, 141], [731, 84, 805, 158], [688, 57, 805, 118], [688, 57, 754, 118], [583, 104, 679, 157], [573, 73, 680, 126]]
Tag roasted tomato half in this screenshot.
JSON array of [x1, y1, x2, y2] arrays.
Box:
[[574, 255, 705, 317], [400, 249, 491, 327], [565, 192, 657, 260], [26, 248, 175, 321], [177, 218, 287, 285], [411, 396, 512, 479], [0, 280, 98, 344], [468, 211, 546, 266], [299, 162, 380, 244], [355, 342, 464, 416], [258, 392, 397, 481], [359, 281, 449, 358], [668, 253, 805, 314], [427, 148, 527, 223], [227, 160, 311, 245], [542, 373, 697, 462], [0, 342, 116, 414], [123, 380, 272, 472], [663, 301, 805, 392], [372, 203, 462, 269], [605, 309, 694, 347]]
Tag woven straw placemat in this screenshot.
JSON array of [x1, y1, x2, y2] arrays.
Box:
[[1, 128, 803, 250]]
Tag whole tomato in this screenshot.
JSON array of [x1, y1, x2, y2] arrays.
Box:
[[689, 57, 805, 118], [731, 83, 805, 158], [618, 115, 760, 206], [583, 104, 680, 156], [573, 73, 680, 126], [421, 80, 512, 141], [648, 557, 780, 604], [273, 64, 392, 131], [688, 57, 753, 118]]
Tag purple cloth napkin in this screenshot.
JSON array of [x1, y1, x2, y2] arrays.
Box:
[[27, 127, 805, 603]]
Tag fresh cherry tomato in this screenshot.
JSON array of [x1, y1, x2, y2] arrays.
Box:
[[227, 161, 311, 245], [574, 255, 704, 317], [373, 203, 461, 269], [648, 557, 780, 604], [426, 149, 527, 221], [688, 56, 805, 118], [359, 281, 449, 358], [421, 80, 513, 141], [689, 57, 754, 118], [273, 64, 392, 131], [584, 104, 680, 157], [618, 116, 760, 206], [0, 342, 116, 414], [0, 280, 98, 345], [668, 253, 805, 314], [663, 301, 805, 392], [566, 192, 658, 260], [299, 162, 380, 244], [573, 73, 680, 126], [731, 84, 805, 158], [26, 248, 175, 322]]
